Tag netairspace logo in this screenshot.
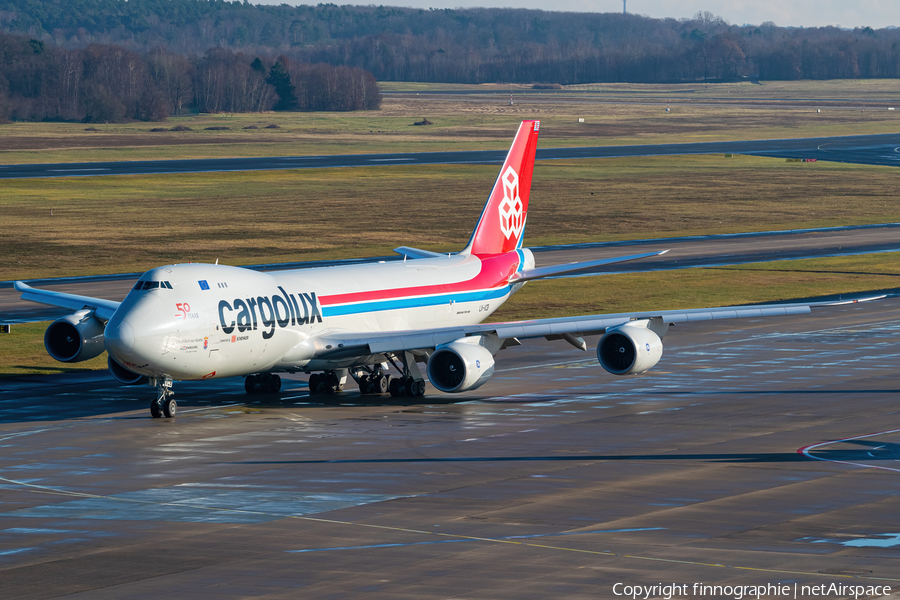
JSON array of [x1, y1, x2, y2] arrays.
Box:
[[612, 582, 892, 600]]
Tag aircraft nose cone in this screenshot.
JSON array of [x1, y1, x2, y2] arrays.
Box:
[[105, 318, 135, 356]]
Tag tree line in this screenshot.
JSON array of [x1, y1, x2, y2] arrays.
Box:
[[0, 32, 381, 122], [2, 0, 900, 84]]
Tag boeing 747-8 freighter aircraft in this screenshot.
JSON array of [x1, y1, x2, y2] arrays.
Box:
[[15, 120, 855, 417]]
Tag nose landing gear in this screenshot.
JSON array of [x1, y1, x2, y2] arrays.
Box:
[[150, 378, 176, 418]]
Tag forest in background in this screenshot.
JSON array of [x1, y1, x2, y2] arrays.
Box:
[[0, 32, 381, 122], [1, 0, 899, 84]]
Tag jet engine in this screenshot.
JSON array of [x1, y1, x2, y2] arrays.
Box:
[[597, 323, 663, 375], [108, 356, 148, 385], [427, 339, 495, 393], [44, 310, 105, 363]]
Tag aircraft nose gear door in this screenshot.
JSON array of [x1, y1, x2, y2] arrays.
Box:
[[150, 377, 176, 418]]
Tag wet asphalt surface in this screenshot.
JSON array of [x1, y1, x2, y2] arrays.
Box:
[[1, 298, 900, 598]]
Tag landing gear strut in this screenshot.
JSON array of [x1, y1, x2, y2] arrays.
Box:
[[151, 378, 176, 418], [244, 373, 282, 394]]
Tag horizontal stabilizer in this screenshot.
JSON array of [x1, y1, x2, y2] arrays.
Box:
[[818, 294, 887, 306], [14, 281, 120, 321], [509, 250, 668, 283], [393, 246, 446, 259]]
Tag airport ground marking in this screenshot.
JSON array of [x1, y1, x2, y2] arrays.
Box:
[[2, 471, 899, 583], [798, 427, 900, 474], [3, 406, 899, 581]]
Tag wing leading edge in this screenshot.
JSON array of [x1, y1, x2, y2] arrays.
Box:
[[14, 281, 120, 321], [303, 294, 884, 360]]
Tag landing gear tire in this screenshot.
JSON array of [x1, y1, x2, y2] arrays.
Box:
[[388, 376, 426, 398], [360, 373, 390, 395], [162, 397, 177, 418], [308, 373, 320, 394], [150, 400, 162, 418], [245, 374, 281, 395], [323, 372, 342, 394], [265, 374, 281, 394]]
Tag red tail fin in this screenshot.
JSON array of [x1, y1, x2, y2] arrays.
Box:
[[461, 120, 540, 256]]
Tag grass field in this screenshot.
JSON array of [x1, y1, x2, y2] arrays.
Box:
[[381, 79, 900, 101], [4, 252, 898, 377], [1, 80, 899, 164], [2, 154, 899, 281]]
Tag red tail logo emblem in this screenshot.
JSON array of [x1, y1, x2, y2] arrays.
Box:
[[498, 166, 524, 241]]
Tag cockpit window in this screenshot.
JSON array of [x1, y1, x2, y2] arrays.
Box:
[[133, 280, 172, 291]]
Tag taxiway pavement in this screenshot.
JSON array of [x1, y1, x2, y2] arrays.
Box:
[[4, 133, 900, 179], [1, 297, 899, 598], [3, 224, 899, 324]]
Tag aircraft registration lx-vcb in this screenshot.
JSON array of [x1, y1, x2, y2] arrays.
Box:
[[15, 120, 855, 418]]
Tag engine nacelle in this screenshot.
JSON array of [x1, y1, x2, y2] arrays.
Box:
[[598, 323, 663, 375], [44, 310, 105, 363], [427, 339, 495, 393], [108, 356, 148, 385]]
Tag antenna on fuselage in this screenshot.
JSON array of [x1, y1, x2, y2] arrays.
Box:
[[216, 258, 219, 265]]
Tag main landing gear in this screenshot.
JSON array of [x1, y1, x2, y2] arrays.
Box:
[[388, 376, 426, 398], [150, 378, 176, 418], [244, 373, 282, 394], [390, 351, 427, 398], [308, 370, 346, 395], [348, 352, 427, 398], [357, 370, 390, 395]]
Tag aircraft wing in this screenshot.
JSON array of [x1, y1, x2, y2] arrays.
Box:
[[14, 281, 121, 322], [307, 297, 878, 359], [510, 250, 669, 283]]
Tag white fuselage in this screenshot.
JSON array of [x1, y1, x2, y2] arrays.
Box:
[[103, 250, 532, 381]]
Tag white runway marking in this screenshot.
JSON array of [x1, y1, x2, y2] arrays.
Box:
[[798, 428, 900, 474]]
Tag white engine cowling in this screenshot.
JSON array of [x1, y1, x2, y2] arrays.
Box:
[[597, 323, 663, 375], [108, 356, 148, 385], [44, 310, 105, 363], [427, 339, 495, 393]]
